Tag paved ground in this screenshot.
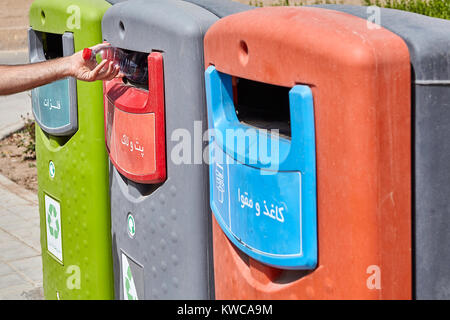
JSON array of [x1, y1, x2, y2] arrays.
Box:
[[0, 174, 42, 300], [0, 50, 42, 300]]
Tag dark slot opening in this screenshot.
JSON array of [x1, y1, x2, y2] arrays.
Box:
[[42, 32, 63, 60], [44, 131, 71, 147], [117, 169, 162, 197], [118, 48, 149, 90], [128, 179, 162, 197], [234, 77, 291, 138]]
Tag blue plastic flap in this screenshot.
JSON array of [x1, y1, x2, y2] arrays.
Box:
[[205, 66, 317, 269], [28, 29, 77, 136], [32, 79, 73, 131]]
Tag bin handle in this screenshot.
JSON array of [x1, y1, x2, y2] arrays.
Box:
[[205, 65, 315, 172]]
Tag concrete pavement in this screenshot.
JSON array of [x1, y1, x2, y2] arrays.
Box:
[[0, 174, 42, 300], [0, 50, 42, 300]]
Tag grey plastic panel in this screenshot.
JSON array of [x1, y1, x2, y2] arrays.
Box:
[[315, 4, 450, 300], [183, 0, 251, 17], [28, 28, 78, 136], [104, 0, 249, 300]]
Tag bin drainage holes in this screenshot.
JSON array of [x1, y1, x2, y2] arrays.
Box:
[[119, 21, 126, 38], [239, 40, 249, 66], [40, 10, 46, 24]]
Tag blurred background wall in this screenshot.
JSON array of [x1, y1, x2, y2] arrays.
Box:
[[0, 0, 34, 51]]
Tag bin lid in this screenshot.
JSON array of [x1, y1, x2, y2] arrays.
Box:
[[183, 0, 251, 18], [314, 5, 450, 82], [102, 0, 217, 54]]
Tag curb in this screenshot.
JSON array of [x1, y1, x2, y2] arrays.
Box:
[[0, 173, 38, 204], [0, 122, 26, 141]]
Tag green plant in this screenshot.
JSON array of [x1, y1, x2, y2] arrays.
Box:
[[249, 0, 264, 7], [249, 0, 356, 7], [248, 0, 450, 18], [364, 0, 450, 19], [18, 113, 36, 160]]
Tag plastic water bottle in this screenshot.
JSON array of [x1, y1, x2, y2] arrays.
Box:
[[82, 46, 148, 85]]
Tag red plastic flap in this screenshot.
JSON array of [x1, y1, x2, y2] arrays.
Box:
[[104, 52, 166, 184]]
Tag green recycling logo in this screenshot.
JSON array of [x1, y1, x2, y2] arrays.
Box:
[[49, 161, 55, 178], [125, 266, 137, 300], [127, 214, 135, 238], [47, 203, 60, 239], [122, 254, 139, 300]]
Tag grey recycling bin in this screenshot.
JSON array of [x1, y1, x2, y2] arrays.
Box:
[[316, 4, 450, 300], [102, 0, 250, 300], [183, 0, 250, 16]]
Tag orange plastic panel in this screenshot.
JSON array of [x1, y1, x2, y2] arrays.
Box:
[[205, 7, 411, 300]]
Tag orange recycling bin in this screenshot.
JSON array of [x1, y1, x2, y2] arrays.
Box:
[[204, 7, 412, 299]]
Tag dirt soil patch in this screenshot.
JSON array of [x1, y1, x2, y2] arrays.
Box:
[[0, 126, 37, 193]]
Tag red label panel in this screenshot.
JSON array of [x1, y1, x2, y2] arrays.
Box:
[[109, 108, 156, 179]]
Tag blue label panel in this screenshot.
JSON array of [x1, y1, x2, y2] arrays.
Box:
[[32, 78, 71, 130], [211, 145, 303, 257], [210, 143, 317, 270]]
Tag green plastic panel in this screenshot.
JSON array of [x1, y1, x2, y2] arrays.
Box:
[[30, 0, 113, 300]]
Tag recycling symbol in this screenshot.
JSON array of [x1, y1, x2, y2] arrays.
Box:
[[127, 214, 135, 238], [125, 266, 137, 300], [49, 161, 55, 178], [47, 204, 60, 239]]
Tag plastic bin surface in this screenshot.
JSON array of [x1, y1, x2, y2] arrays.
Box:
[[315, 4, 450, 300], [204, 6, 412, 299], [29, 0, 115, 300], [103, 0, 250, 299]]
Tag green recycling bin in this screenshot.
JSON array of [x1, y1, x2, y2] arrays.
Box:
[[29, 0, 116, 300]]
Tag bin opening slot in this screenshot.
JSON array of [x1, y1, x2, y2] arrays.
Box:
[[234, 77, 291, 138], [42, 32, 63, 60], [117, 48, 149, 90], [117, 170, 162, 196]]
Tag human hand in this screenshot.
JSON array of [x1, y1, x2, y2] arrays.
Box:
[[68, 43, 121, 82]]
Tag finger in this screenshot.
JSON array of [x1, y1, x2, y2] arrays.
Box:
[[110, 65, 121, 79], [104, 61, 115, 76], [97, 62, 117, 81], [89, 59, 109, 81], [98, 61, 115, 80], [90, 42, 111, 52], [102, 66, 120, 81]]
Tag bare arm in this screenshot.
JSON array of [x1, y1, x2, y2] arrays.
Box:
[[0, 43, 119, 96]]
